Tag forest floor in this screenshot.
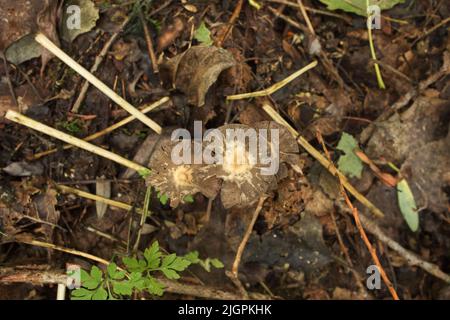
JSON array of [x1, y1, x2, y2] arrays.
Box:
[[0, 0, 449, 300]]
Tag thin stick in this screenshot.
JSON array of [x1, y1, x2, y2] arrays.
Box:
[[57, 184, 136, 212], [133, 186, 152, 253], [10, 239, 270, 300], [0, 51, 18, 107], [5, 110, 148, 173], [33, 97, 169, 160], [345, 188, 399, 299], [296, 0, 315, 35], [0, 267, 68, 285], [316, 131, 399, 300], [411, 16, 450, 48], [267, 0, 352, 24], [72, 16, 132, 112], [216, 0, 244, 47], [358, 212, 450, 284], [232, 197, 266, 273], [227, 61, 318, 100], [35, 33, 162, 134], [262, 103, 384, 218], [229, 196, 267, 298], [57, 184, 160, 227], [330, 210, 368, 297], [138, 11, 159, 74]]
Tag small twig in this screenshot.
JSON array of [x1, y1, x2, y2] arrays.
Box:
[[229, 196, 267, 298], [138, 11, 159, 74], [330, 210, 368, 297], [267, 0, 352, 24], [216, 0, 244, 47], [316, 131, 399, 300], [227, 61, 318, 100], [371, 59, 413, 84], [0, 51, 18, 107], [56, 184, 161, 226], [35, 33, 162, 134], [57, 184, 137, 213], [268, 6, 346, 88], [72, 16, 132, 112], [360, 51, 450, 144], [133, 186, 152, 253], [33, 97, 169, 160], [356, 212, 450, 284], [5, 110, 148, 172], [296, 0, 315, 35], [411, 16, 450, 48], [0, 267, 67, 285], [261, 103, 384, 218], [9, 239, 269, 300]]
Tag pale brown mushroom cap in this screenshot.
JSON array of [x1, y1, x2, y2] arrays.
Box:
[[204, 122, 299, 208], [146, 138, 220, 208]]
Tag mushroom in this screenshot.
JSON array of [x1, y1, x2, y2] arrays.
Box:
[[145, 137, 220, 208], [146, 121, 299, 209], [203, 122, 299, 209]]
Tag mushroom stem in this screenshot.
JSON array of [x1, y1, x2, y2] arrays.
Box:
[[261, 103, 385, 218], [5, 110, 148, 173], [34, 33, 162, 134]]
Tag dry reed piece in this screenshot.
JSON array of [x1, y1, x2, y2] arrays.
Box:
[[34, 33, 162, 134]]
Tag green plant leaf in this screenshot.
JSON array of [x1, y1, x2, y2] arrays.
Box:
[[71, 288, 94, 300], [145, 277, 165, 296], [112, 280, 134, 296], [161, 254, 177, 268], [158, 193, 169, 205], [107, 263, 117, 278], [337, 132, 364, 179], [194, 21, 213, 46], [122, 257, 147, 273], [169, 257, 191, 272], [316, 0, 406, 17], [129, 272, 146, 291], [161, 268, 180, 280], [92, 287, 108, 300], [184, 251, 200, 264], [144, 241, 162, 269], [397, 179, 419, 232], [183, 195, 194, 203], [80, 269, 99, 290], [210, 258, 224, 269], [138, 168, 151, 178], [90, 265, 103, 282], [159, 254, 191, 279]]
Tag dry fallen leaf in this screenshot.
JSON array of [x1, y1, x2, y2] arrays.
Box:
[[1, 0, 60, 70], [161, 46, 236, 107], [60, 0, 99, 43]]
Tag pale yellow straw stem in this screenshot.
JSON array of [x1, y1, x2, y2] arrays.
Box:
[[34, 33, 162, 134], [5, 110, 148, 173]]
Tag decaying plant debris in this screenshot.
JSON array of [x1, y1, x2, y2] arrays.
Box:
[[1, 0, 450, 301]]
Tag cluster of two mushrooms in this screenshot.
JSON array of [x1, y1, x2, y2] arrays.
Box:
[[146, 121, 300, 209]]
